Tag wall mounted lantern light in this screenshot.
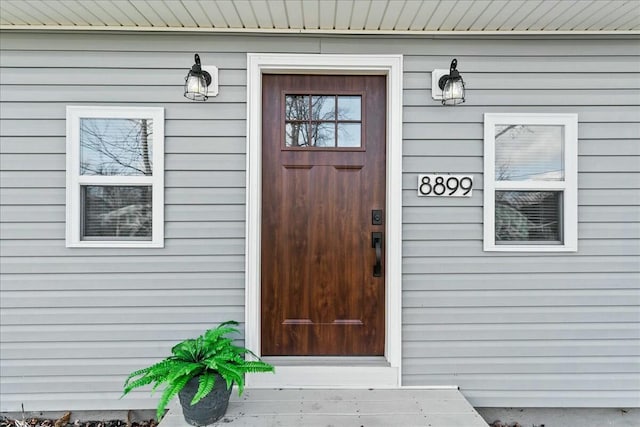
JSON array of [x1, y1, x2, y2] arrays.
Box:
[[431, 58, 465, 106], [184, 53, 218, 101]]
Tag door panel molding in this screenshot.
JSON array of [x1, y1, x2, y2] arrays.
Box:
[[245, 53, 403, 387]]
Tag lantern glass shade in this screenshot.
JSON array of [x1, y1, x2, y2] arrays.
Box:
[[184, 53, 212, 101], [184, 73, 209, 101], [442, 78, 465, 105], [437, 58, 465, 106]]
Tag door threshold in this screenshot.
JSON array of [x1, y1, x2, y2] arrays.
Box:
[[247, 357, 398, 388], [262, 356, 390, 367]]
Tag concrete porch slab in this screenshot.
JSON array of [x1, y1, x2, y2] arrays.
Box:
[[159, 388, 488, 427]]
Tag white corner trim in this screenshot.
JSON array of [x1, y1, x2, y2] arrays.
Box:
[[245, 53, 403, 387]]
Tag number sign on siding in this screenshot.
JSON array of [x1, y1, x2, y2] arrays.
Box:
[[418, 174, 473, 197]]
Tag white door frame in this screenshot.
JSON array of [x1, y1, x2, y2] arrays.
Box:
[[245, 53, 403, 388]]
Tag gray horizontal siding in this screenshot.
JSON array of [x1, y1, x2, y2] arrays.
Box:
[[0, 119, 248, 136], [400, 189, 640, 206], [0, 222, 246, 240], [2, 307, 245, 327], [0, 205, 245, 223], [393, 36, 640, 408], [402, 272, 640, 290], [0, 272, 245, 291], [1, 31, 639, 411], [6, 204, 635, 226], [4, 171, 639, 190], [403, 308, 640, 325], [0, 31, 265, 412], [5, 104, 639, 123]]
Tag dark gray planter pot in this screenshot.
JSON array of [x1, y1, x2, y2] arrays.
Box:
[[178, 374, 232, 426]]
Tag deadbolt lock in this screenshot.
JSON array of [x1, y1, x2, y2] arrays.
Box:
[[372, 209, 383, 225]]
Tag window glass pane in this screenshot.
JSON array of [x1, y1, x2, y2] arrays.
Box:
[[311, 96, 335, 121], [496, 191, 562, 243], [286, 123, 310, 147], [82, 185, 152, 240], [285, 95, 309, 120], [80, 118, 153, 176], [337, 123, 361, 147], [495, 125, 564, 181], [337, 96, 361, 120], [312, 123, 336, 147]]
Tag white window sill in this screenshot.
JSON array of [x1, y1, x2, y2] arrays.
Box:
[[484, 244, 577, 252], [66, 241, 164, 249]]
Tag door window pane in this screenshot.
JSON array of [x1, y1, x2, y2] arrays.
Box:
[[82, 185, 152, 240], [495, 125, 564, 181], [338, 123, 361, 147], [80, 118, 153, 176], [285, 95, 310, 120], [313, 123, 336, 147], [338, 96, 361, 120], [286, 123, 310, 147], [495, 191, 562, 243], [312, 95, 336, 120]]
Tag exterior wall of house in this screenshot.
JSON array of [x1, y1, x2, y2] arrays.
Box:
[[0, 31, 638, 411]]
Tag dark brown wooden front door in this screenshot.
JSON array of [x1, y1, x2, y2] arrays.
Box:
[[261, 74, 386, 356]]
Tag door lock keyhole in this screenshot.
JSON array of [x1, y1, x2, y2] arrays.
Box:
[[372, 209, 383, 225]]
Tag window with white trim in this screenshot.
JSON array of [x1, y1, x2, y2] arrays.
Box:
[[484, 113, 578, 252], [66, 106, 164, 247]]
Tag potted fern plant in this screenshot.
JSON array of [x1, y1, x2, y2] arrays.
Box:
[[122, 321, 274, 426]]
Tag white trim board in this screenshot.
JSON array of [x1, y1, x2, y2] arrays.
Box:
[[483, 113, 578, 252], [5, 25, 638, 36], [245, 53, 403, 388], [65, 106, 165, 248]]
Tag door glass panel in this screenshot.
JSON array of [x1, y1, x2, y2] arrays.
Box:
[[312, 95, 336, 120], [495, 125, 564, 181], [338, 123, 361, 147], [285, 95, 309, 120], [285, 93, 361, 149], [313, 123, 336, 147], [338, 96, 361, 120], [286, 123, 309, 147]]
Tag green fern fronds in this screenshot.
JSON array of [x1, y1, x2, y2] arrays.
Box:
[[122, 320, 274, 421], [171, 339, 196, 360], [123, 360, 174, 395], [242, 361, 277, 373], [204, 330, 238, 349], [122, 373, 158, 396], [166, 361, 203, 384], [214, 363, 243, 387], [156, 375, 191, 421], [190, 371, 216, 405]]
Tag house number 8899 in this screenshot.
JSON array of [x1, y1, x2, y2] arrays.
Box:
[[417, 174, 473, 197]]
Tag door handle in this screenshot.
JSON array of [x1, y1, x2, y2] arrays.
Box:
[[372, 232, 382, 277]]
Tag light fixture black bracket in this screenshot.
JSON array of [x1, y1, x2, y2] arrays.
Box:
[[191, 53, 212, 86], [438, 58, 460, 90]]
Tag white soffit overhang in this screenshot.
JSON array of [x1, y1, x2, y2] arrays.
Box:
[[1, 0, 639, 35]]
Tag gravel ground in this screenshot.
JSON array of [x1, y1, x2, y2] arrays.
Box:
[[488, 421, 526, 427], [0, 413, 157, 427]]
